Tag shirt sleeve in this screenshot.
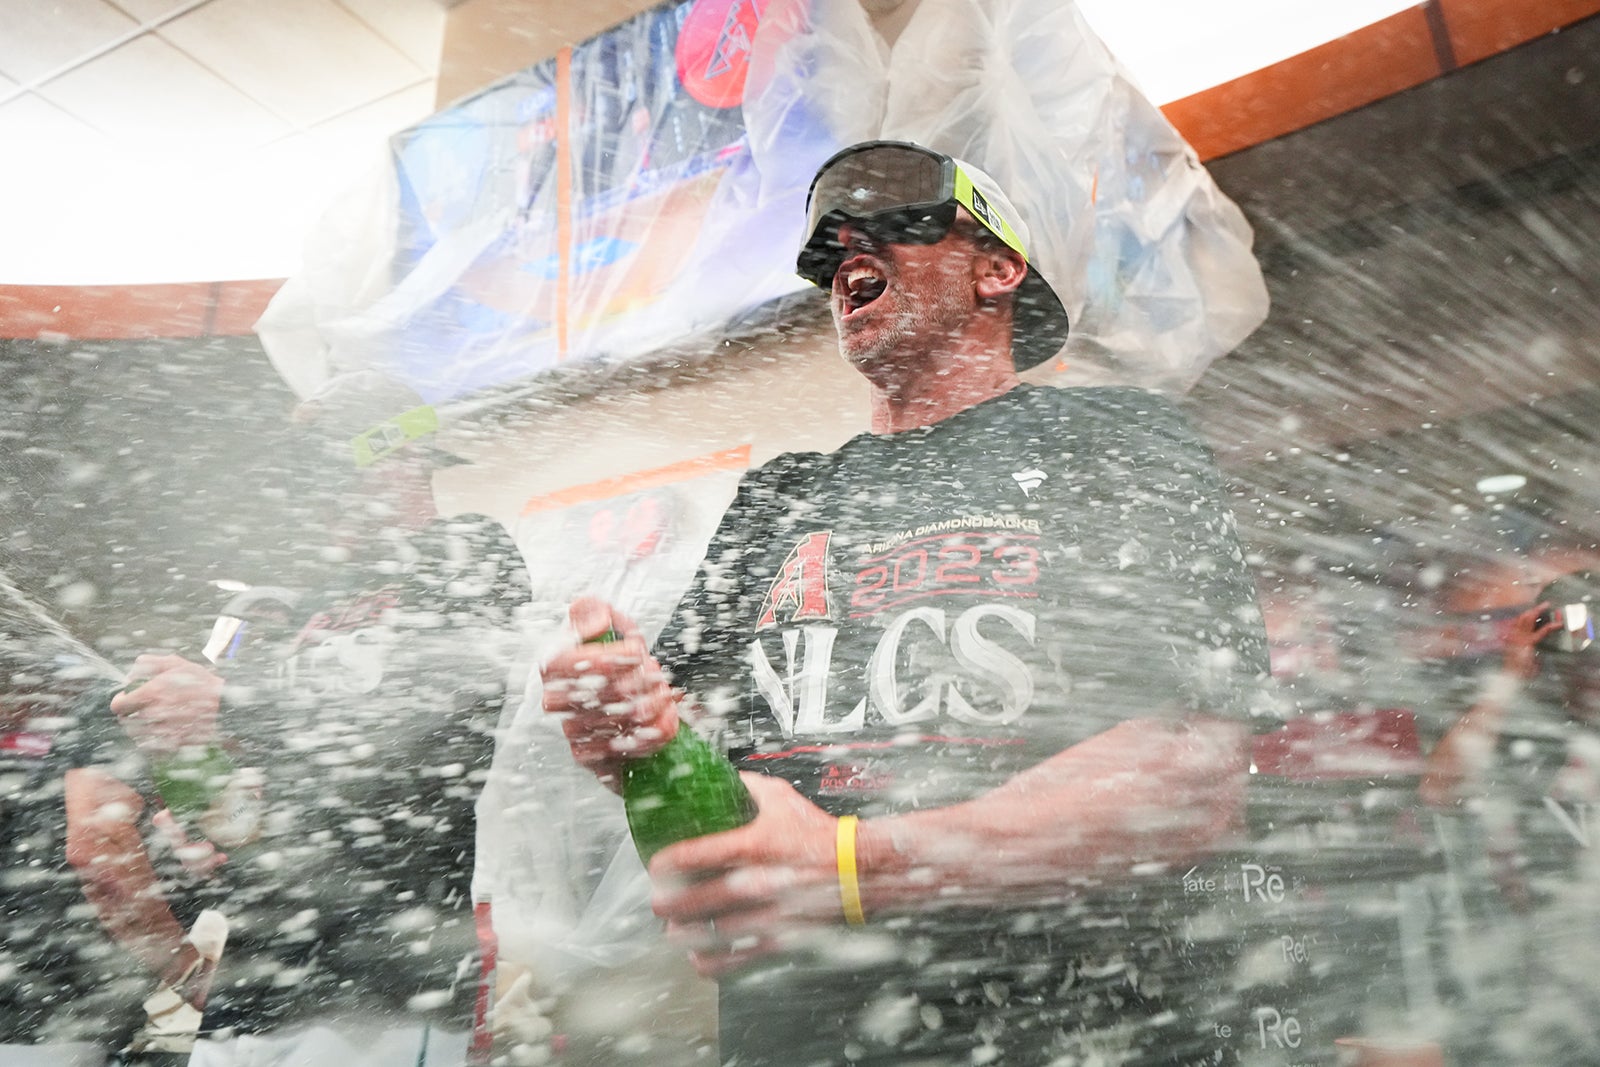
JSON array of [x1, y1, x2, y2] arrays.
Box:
[[651, 452, 828, 736]]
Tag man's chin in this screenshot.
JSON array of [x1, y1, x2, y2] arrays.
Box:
[[836, 324, 883, 369], [839, 341, 900, 382], [836, 311, 923, 382]]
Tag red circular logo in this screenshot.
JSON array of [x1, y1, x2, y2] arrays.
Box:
[[675, 0, 768, 110]]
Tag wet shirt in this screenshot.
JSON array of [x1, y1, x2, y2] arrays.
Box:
[[200, 514, 528, 1034], [655, 386, 1269, 1066]]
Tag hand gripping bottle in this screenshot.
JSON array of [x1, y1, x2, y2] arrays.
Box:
[[589, 630, 756, 862], [85, 679, 260, 849], [149, 742, 236, 822]]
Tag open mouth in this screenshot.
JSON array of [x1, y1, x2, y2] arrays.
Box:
[[836, 259, 888, 315]]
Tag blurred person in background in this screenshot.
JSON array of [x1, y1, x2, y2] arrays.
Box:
[[542, 142, 1271, 1067], [62, 589, 299, 1055], [1, 568, 153, 1055], [64, 373, 530, 1065], [1422, 567, 1600, 1064]]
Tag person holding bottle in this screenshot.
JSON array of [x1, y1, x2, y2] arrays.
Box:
[[64, 372, 531, 1065], [1421, 568, 1600, 1064], [1, 568, 165, 1053], [541, 142, 1272, 1067]]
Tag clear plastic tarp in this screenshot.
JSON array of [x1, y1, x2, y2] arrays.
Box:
[[257, 0, 1265, 403]]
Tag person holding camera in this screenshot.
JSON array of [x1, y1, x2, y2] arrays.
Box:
[[1422, 568, 1600, 1064]]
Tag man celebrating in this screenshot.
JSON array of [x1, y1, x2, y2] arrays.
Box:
[[543, 142, 1268, 1066]]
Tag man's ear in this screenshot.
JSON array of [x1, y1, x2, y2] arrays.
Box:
[[974, 247, 1027, 300]]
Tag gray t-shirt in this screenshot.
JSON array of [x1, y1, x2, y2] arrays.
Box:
[[655, 386, 1271, 1067]]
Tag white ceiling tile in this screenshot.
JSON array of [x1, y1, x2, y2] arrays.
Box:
[[156, 0, 423, 127], [336, 0, 445, 72], [106, 0, 205, 21], [0, 0, 139, 83], [39, 33, 291, 149], [298, 79, 435, 170], [0, 91, 107, 150]]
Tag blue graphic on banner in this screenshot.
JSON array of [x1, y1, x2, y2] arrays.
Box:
[[363, 0, 836, 402]]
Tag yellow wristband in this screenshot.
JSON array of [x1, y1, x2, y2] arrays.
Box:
[[836, 815, 866, 926]]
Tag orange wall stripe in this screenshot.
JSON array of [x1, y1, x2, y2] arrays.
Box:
[[1162, 6, 1443, 162], [1163, 1, 1600, 162], [521, 444, 752, 514], [206, 279, 287, 337], [555, 45, 574, 359], [0, 280, 282, 341], [1439, 0, 1600, 67]]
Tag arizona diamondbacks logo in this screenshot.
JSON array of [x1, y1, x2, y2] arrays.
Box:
[[756, 532, 833, 630]]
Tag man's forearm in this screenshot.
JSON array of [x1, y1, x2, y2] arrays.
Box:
[[65, 768, 191, 977], [854, 717, 1248, 915], [1420, 672, 1519, 808]]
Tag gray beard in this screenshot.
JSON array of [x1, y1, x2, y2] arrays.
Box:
[[837, 299, 950, 381]]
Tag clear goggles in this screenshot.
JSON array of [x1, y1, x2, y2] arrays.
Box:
[[797, 141, 1026, 287], [1539, 599, 1597, 653]]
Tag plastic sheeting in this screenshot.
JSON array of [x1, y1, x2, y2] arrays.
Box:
[[258, 0, 1266, 404], [747, 0, 1269, 391], [474, 465, 748, 986]]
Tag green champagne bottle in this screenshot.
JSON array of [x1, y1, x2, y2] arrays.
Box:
[[588, 629, 757, 862], [623, 727, 759, 864], [153, 743, 263, 849], [150, 744, 236, 820], [91, 678, 234, 820], [88, 680, 259, 847]]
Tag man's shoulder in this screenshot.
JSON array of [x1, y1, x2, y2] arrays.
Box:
[[407, 513, 518, 553], [401, 514, 529, 594], [747, 448, 836, 477], [1007, 384, 1206, 453], [735, 448, 838, 503], [1007, 383, 1181, 420]]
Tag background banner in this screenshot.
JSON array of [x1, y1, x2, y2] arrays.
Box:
[[259, 0, 828, 403]]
